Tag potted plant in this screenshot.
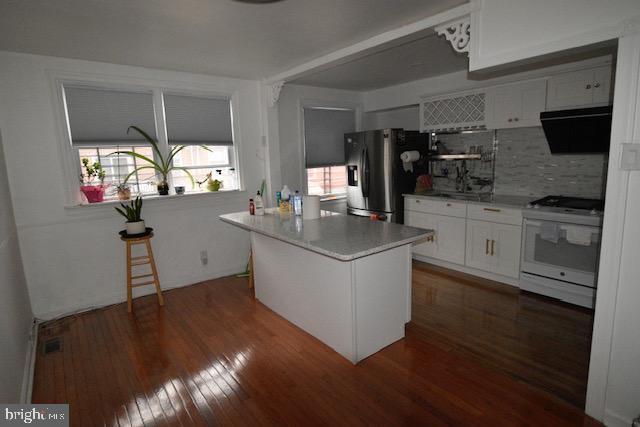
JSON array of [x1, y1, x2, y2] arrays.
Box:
[[116, 183, 131, 200], [79, 158, 108, 203], [207, 176, 223, 192], [115, 196, 145, 235], [113, 126, 208, 196]]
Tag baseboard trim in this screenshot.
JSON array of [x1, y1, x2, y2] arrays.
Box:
[[35, 265, 246, 321], [411, 254, 520, 287], [604, 409, 634, 427], [20, 318, 39, 404]]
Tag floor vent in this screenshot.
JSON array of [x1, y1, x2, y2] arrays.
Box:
[[44, 338, 62, 354]]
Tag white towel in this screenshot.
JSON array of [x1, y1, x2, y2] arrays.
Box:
[[400, 150, 420, 172], [565, 226, 592, 246], [540, 222, 560, 244]]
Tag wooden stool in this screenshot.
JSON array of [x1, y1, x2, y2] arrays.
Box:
[[120, 232, 164, 312]]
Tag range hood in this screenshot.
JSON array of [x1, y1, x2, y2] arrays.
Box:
[[540, 106, 612, 154]]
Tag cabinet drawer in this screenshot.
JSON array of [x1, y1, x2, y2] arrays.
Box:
[[467, 203, 522, 226], [405, 197, 467, 218]]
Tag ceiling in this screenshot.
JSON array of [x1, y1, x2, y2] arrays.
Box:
[[291, 32, 469, 91], [0, 0, 467, 80]]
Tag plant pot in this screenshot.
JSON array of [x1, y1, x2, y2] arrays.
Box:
[[80, 184, 107, 203], [117, 188, 131, 200], [157, 181, 169, 195], [125, 220, 146, 235]]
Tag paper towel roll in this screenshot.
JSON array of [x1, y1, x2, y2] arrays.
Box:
[[400, 150, 420, 172], [302, 195, 321, 220]]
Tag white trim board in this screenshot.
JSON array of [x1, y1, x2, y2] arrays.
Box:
[[20, 319, 38, 404], [585, 30, 640, 422], [34, 265, 246, 321]]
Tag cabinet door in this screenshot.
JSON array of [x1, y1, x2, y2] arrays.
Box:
[[486, 80, 546, 129], [518, 79, 547, 127], [405, 211, 436, 258], [491, 223, 522, 279], [486, 85, 519, 129], [546, 69, 595, 109], [465, 219, 495, 272], [433, 215, 466, 265], [592, 66, 612, 105]]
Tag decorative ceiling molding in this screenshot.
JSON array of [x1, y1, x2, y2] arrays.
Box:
[[268, 81, 285, 107], [435, 16, 471, 55]]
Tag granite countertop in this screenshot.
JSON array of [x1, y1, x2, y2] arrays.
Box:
[[404, 192, 532, 210], [219, 208, 433, 262]]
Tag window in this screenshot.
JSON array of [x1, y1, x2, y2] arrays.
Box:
[[77, 146, 157, 196], [163, 94, 237, 193], [303, 106, 355, 196], [306, 166, 347, 196], [62, 83, 238, 201]]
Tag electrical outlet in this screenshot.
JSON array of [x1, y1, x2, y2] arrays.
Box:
[[200, 250, 208, 266]]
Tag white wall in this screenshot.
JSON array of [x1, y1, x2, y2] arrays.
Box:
[[0, 52, 267, 319], [363, 105, 419, 131], [470, 0, 640, 71], [0, 130, 33, 402], [277, 84, 363, 192]]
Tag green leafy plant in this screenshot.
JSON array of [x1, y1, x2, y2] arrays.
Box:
[[112, 126, 208, 189], [80, 158, 106, 184], [114, 196, 143, 222]]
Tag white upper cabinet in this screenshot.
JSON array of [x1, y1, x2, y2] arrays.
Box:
[[546, 65, 612, 110], [485, 79, 547, 129]]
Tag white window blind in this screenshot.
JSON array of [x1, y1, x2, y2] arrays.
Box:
[[64, 86, 157, 146], [164, 94, 233, 146], [304, 107, 355, 168]]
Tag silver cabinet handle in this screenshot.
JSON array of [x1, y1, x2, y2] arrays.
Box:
[[594, 82, 601, 88], [483, 207, 502, 213], [586, 84, 592, 89], [491, 240, 495, 256], [485, 239, 490, 255]]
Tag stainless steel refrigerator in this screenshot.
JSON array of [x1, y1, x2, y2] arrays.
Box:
[[345, 129, 429, 223]]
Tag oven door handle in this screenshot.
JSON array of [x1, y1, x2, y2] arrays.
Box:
[[525, 218, 601, 234]]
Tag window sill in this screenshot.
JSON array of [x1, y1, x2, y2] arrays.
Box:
[[65, 189, 245, 210]]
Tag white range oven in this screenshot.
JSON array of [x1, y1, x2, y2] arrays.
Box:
[[520, 196, 603, 309]]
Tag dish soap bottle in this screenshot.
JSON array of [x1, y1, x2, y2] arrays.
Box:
[[254, 191, 265, 216]]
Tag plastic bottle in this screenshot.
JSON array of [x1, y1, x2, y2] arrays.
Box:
[[254, 191, 265, 216], [275, 191, 282, 208], [281, 185, 291, 202], [249, 198, 255, 215], [293, 191, 302, 216]]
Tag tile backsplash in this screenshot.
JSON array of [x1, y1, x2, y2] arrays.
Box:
[[433, 127, 608, 199]]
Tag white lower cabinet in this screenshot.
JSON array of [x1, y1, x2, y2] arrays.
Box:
[[465, 219, 522, 279], [405, 211, 466, 265], [405, 196, 523, 283]]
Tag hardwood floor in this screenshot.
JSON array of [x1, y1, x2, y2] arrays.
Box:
[[410, 262, 594, 408], [33, 265, 599, 426]]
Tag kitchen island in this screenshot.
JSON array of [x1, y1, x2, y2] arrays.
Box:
[[220, 209, 433, 363]]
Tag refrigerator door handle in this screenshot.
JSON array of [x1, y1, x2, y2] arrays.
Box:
[[362, 147, 370, 198]]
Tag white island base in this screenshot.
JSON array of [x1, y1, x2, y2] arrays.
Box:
[[251, 231, 411, 364]]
